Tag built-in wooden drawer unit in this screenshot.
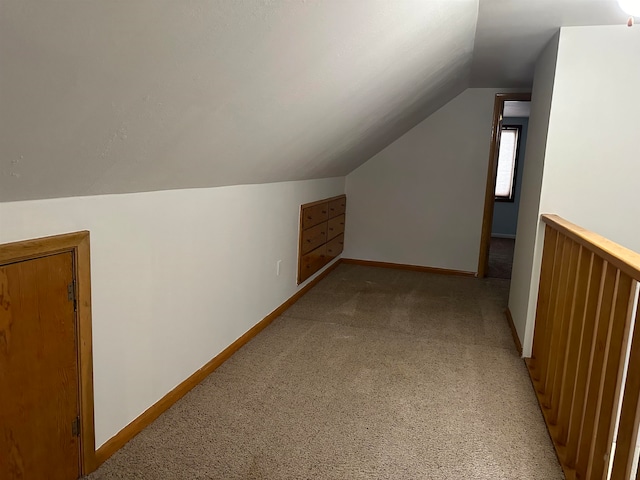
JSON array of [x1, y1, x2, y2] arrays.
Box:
[[300, 244, 327, 278], [302, 203, 329, 230], [327, 214, 345, 240], [301, 222, 327, 255], [298, 194, 346, 284], [328, 197, 346, 217], [326, 233, 344, 259]]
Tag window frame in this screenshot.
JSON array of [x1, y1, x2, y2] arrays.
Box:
[[494, 124, 522, 203]]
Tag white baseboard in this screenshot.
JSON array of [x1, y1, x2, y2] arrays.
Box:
[[491, 233, 516, 239]]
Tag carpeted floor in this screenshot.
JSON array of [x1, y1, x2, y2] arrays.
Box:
[[488, 237, 516, 279], [86, 264, 563, 480]]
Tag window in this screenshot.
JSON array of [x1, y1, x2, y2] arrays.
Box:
[[494, 125, 521, 202]]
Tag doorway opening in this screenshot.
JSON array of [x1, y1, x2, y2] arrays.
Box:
[[478, 93, 531, 279], [0, 231, 96, 478]]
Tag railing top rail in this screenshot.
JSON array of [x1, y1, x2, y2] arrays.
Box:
[[542, 214, 640, 281]]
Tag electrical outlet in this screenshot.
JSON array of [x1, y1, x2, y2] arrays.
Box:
[[276, 260, 282, 276]]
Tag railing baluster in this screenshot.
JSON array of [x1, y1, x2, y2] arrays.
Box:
[[539, 234, 570, 395], [531, 226, 560, 375], [527, 215, 640, 479], [556, 247, 592, 445], [586, 273, 635, 479], [607, 289, 640, 480], [576, 262, 618, 478], [549, 240, 580, 422], [565, 256, 605, 468]]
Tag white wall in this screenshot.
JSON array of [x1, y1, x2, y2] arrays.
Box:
[[509, 34, 559, 355], [539, 26, 640, 244], [511, 25, 640, 356], [0, 177, 344, 447], [345, 88, 518, 273]]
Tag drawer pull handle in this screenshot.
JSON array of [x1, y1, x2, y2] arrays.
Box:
[[322, 210, 327, 214], [307, 216, 312, 220]]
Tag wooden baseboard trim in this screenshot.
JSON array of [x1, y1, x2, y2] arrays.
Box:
[[94, 258, 342, 468], [504, 308, 523, 356], [341, 258, 476, 277]]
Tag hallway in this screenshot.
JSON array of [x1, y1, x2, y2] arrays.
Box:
[[87, 265, 562, 479], [488, 237, 516, 279]]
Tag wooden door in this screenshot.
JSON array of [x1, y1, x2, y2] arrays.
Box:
[[0, 252, 80, 479]]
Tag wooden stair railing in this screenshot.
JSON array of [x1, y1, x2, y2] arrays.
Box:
[[527, 214, 640, 480]]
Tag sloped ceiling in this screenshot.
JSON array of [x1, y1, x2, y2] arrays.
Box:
[[0, 0, 630, 202], [0, 0, 478, 201], [471, 0, 629, 87]]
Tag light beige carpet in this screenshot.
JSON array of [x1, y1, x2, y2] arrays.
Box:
[[86, 264, 563, 479]]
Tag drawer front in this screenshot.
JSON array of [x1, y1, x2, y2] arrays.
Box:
[[301, 222, 327, 255], [302, 203, 329, 230], [328, 197, 346, 218], [326, 233, 344, 259], [299, 244, 328, 282], [327, 214, 345, 240]]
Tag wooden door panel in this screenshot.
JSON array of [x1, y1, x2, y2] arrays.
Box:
[[0, 253, 80, 480]]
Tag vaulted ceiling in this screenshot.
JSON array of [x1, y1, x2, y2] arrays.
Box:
[[0, 0, 629, 201]]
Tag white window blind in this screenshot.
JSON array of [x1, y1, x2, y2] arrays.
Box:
[[495, 127, 519, 200]]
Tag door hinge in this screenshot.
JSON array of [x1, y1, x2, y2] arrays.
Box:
[[72, 416, 80, 437], [67, 281, 77, 311]]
